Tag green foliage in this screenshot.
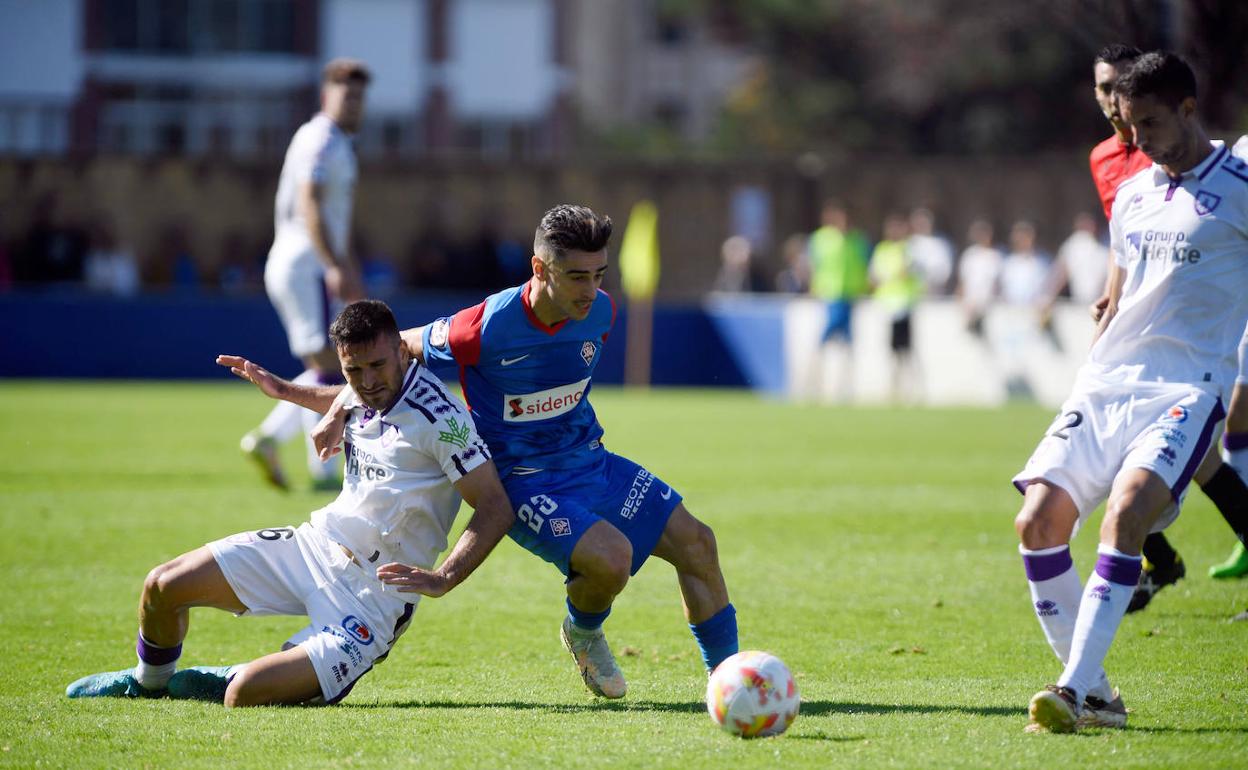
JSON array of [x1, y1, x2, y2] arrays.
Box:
[[0, 382, 1245, 768]]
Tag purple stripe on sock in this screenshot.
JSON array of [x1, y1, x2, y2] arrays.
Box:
[[1172, 398, 1226, 501], [1022, 548, 1073, 582], [1225, 432, 1248, 451], [136, 635, 182, 666], [1094, 553, 1142, 586]]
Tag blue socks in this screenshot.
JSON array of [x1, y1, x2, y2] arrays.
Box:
[[566, 598, 612, 631], [691, 603, 738, 671]]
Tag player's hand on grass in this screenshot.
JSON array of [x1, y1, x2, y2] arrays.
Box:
[[216, 355, 287, 400], [375, 562, 452, 597]]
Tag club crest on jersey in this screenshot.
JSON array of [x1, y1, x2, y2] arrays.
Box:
[[342, 615, 374, 646], [581, 341, 597, 366], [429, 319, 450, 349], [1161, 405, 1188, 424], [1194, 190, 1222, 216]]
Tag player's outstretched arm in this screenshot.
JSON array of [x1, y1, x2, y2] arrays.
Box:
[[399, 326, 427, 364], [216, 354, 344, 412], [375, 460, 513, 598], [310, 389, 353, 460]]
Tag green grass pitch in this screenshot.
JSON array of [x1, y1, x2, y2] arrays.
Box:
[[0, 381, 1244, 768]]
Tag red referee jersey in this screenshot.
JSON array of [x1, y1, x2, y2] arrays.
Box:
[[1089, 134, 1152, 221]]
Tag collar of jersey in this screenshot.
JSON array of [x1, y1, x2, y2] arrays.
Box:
[[1153, 140, 1225, 183], [379, 361, 421, 417], [520, 278, 570, 335]]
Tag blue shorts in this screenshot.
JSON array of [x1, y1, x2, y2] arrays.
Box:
[[822, 299, 853, 342], [502, 451, 682, 577]]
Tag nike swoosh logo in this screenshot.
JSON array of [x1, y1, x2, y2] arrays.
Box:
[[660, 487, 672, 500], [501, 354, 530, 366]]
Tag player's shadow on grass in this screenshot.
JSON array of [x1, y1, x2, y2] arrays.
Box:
[[349, 699, 707, 714], [350, 699, 1018, 718]]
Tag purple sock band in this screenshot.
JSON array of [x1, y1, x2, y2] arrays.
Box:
[[136, 634, 182, 666], [1225, 432, 1248, 451], [1022, 548, 1073, 582], [1094, 553, 1142, 586]]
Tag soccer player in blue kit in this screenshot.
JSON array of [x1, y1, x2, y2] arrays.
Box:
[[313, 204, 737, 698]]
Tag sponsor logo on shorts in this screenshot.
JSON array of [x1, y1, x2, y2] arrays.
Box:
[[1157, 446, 1178, 466], [324, 625, 365, 665], [429, 319, 450, 349], [1161, 405, 1189, 424], [1034, 600, 1058, 617], [342, 615, 375, 646], [581, 341, 597, 367], [1152, 426, 1187, 447], [1088, 584, 1111, 602], [332, 662, 350, 684], [504, 378, 590, 423], [1194, 190, 1222, 216], [550, 518, 572, 537], [620, 468, 656, 520]]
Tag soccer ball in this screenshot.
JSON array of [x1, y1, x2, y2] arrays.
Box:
[[706, 650, 800, 738]]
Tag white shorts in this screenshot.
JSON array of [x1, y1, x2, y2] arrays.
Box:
[[1013, 380, 1225, 536], [208, 522, 416, 704], [264, 247, 336, 358]]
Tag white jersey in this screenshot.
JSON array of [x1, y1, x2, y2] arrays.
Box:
[[1057, 230, 1109, 305], [270, 113, 357, 269], [1089, 139, 1248, 393], [311, 361, 492, 571], [957, 244, 1002, 311]]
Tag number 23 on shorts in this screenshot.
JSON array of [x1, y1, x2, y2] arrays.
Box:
[[517, 494, 559, 533]]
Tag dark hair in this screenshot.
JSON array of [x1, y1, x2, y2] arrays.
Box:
[[533, 204, 613, 261], [322, 57, 372, 86], [1094, 44, 1142, 66], [1114, 51, 1197, 107], [329, 300, 399, 348]]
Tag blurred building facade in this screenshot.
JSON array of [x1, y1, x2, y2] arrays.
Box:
[[0, 0, 751, 160]]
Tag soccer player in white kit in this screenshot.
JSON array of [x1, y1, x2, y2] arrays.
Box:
[[1013, 52, 1248, 733], [66, 301, 515, 706], [240, 58, 369, 491]]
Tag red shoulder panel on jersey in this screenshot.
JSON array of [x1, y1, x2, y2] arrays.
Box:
[[599, 289, 617, 342], [448, 301, 487, 366]]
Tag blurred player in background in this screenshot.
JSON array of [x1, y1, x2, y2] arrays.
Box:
[[1086, 46, 1248, 609], [1014, 52, 1248, 733], [239, 58, 370, 491], [807, 201, 870, 401], [309, 204, 738, 699], [66, 300, 514, 706], [870, 213, 922, 402], [955, 219, 1001, 337]]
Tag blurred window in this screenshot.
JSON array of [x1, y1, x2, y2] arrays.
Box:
[[100, 0, 296, 54]]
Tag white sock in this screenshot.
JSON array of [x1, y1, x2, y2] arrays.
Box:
[[1021, 544, 1114, 701], [1058, 544, 1142, 703], [134, 632, 181, 690], [258, 370, 320, 442]]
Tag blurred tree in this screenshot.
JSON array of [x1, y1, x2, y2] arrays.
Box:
[[659, 0, 1246, 157]]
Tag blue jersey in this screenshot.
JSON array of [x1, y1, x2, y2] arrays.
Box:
[[422, 279, 616, 477]]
